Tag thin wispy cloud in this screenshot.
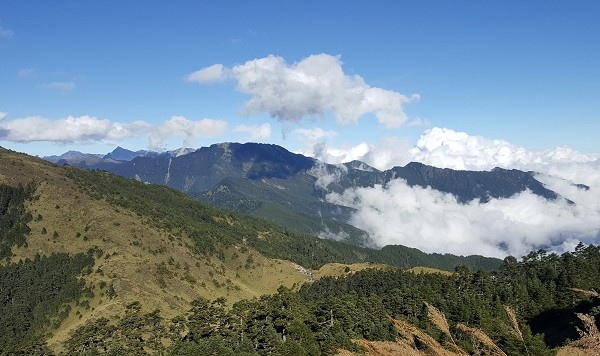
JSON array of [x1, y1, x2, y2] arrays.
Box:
[[294, 127, 338, 142], [0, 25, 14, 38], [187, 53, 420, 128], [233, 123, 272, 141], [37, 81, 76, 92], [17, 68, 36, 78], [148, 116, 228, 150], [185, 64, 229, 84]]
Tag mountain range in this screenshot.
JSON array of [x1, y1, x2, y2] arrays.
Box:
[[48, 142, 580, 248], [2, 145, 599, 354]]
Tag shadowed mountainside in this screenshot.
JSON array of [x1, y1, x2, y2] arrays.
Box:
[[53, 142, 570, 246]]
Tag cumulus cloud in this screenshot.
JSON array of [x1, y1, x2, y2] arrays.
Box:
[[309, 127, 600, 258], [0, 114, 228, 150], [297, 135, 414, 171], [406, 127, 600, 195], [149, 115, 228, 149], [233, 123, 272, 140], [185, 64, 229, 83], [303, 127, 599, 175], [326, 178, 600, 258], [317, 142, 371, 165], [318, 227, 350, 242], [188, 53, 419, 127], [0, 115, 149, 143], [37, 81, 76, 92], [408, 127, 598, 171]]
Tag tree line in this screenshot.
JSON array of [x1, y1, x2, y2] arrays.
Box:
[[62, 244, 600, 355]]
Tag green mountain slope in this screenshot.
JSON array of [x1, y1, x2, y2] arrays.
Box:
[[62, 142, 573, 251], [63, 164, 501, 272], [0, 147, 499, 353]]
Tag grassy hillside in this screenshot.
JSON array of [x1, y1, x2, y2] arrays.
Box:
[[63, 163, 501, 272], [60, 245, 600, 355], [0, 147, 499, 352], [1, 147, 599, 354], [1, 148, 326, 351]]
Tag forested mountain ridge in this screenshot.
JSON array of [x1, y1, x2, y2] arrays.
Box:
[[58, 244, 600, 355], [0, 146, 504, 353], [2, 146, 599, 354], [50, 142, 572, 245]]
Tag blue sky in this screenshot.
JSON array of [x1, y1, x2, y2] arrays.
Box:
[[2, 1, 600, 257], [1, 1, 599, 162]]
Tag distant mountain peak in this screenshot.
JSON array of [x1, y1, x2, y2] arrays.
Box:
[[44, 150, 102, 164], [168, 147, 196, 157], [344, 160, 379, 172]]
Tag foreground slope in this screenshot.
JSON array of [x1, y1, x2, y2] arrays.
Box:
[[0, 147, 502, 353], [58, 246, 600, 355], [1, 148, 322, 351], [3, 147, 600, 354]]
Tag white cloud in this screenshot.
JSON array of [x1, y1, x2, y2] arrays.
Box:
[[149, 115, 228, 149], [189, 53, 419, 127], [0, 112, 7, 121], [17, 68, 36, 78], [233, 123, 272, 140], [297, 136, 414, 171], [326, 178, 600, 258], [309, 162, 348, 190], [37, 81, 76, 92], [320, 142, 371, 164], [294, 127, 338, 142], [307, 127, 600, 258], [408, 127, 599, 171], [0, 114, 228, 150], [406, 117, 432, 127], [318, 227, 350, 242], [302, 127, 599, 175], [185, 64, 229, 83], [0, 115, 149, 143]]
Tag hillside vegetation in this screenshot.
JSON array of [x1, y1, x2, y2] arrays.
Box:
[[61, 244, 600, 355], [1, 147, 599, 354], [62, 142, 569, 247]]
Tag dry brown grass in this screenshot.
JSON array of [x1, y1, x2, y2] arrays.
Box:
[[425, 301, 457, 348], [570, 313, 600, 352], [557, 346, 600, 356], [315, 262, 392, 277], [408, 266, 454, 276], [456, 323, 507, 356], [503, 305, 524, 342], [570, 288, 600, 299], [393, 318, 467, 356], [348, 339, 425, 356], [425, 302, 451, 336], [336, 318, 467, 356]]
